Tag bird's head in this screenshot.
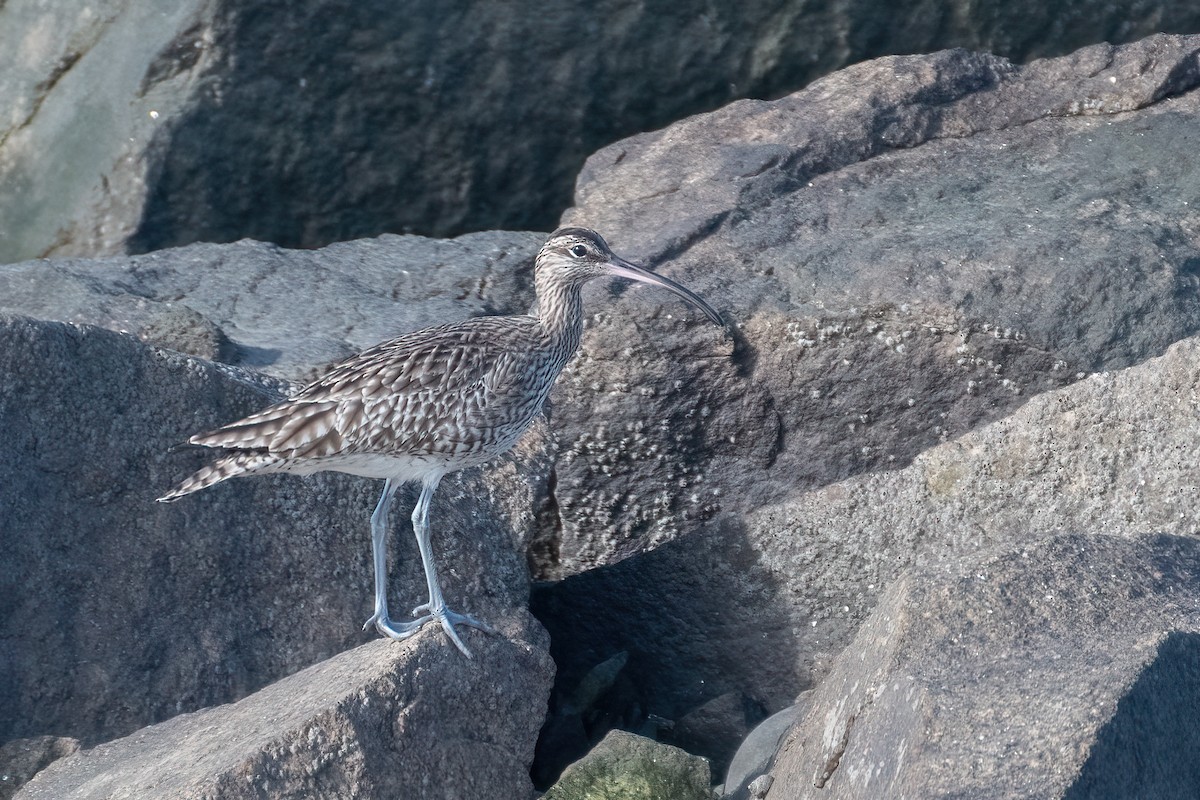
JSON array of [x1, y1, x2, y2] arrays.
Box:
[[535, 227, 723, 326]]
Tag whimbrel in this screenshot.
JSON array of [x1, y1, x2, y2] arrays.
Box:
[[159, 228, 723, 657]]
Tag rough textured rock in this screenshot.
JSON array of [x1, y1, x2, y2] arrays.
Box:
[[543, 729, 712, 800], [0, 315, 552, 754], [9, 38, 1200, 576], [534, 330, 1200, 778], [554, 34, 1200, 572], [768, 533, 1200, 799], [15, 626, 553, 800], [0, 232, 543, 381]]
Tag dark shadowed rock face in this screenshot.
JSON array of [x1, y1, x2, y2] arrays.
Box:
[[768, 533, 1200, 799], [0, 315, 552, 752], [4, 1, 1200, 263], [15, 628, 553, 800]]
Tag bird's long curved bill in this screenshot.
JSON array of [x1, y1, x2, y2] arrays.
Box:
[[607, 257, 724, 327]]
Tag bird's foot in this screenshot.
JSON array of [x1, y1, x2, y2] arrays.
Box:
[[365, 606, 496, 658]]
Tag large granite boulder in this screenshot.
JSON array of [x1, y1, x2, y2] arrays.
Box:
[[0, 232, 544, 381], [4, 0, 1200, 264], [534, 330, 1200, 780], [768, 533, 1200, 799], [0, 316, 552, 764], [16, 629, 553, 800], [553, 33, 1200, 571]]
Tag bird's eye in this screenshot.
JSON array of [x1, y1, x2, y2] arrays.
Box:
[[568, 244, 588, 258]]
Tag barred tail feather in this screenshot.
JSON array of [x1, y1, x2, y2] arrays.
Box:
[[157, 452, 279, 503], [187, 401, 339, 453], [186, 406, 295, 449]]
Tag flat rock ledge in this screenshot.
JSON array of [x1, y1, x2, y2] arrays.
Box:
[[16, 620, 553, 800]]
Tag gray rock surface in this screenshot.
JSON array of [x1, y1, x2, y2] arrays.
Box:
[[0, 315, 552, 755], [534, 329, 1200, 773], [15, 627, 553, 800], [9, 37, 1200, 577], [553, 34, 1200, 572], [543, 729, 712, 800], [0, 0, 217, 263], [768, 533, 1200, 799], [721, 701, 805, 799], [0, 232, 543, 381], [5, 1, 1200, 263]]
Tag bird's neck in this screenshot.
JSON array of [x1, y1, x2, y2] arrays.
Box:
[[534, 275, 585, 360]]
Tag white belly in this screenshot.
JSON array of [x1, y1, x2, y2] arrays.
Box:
[[273, 451, 487, 482]]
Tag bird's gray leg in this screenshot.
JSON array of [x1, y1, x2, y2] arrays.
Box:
[[407, 473, 497, 657], [364, 474, 495, 656], [362, 479, 437, 642], [362, 479, 401, 633]]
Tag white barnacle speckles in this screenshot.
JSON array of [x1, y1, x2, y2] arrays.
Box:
[[786, 321, 817, 348]]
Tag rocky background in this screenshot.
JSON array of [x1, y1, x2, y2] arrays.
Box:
[[2, 3, 1200, 799]]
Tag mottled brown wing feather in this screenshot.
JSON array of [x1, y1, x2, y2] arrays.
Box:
[[189, 316, 542, 460]]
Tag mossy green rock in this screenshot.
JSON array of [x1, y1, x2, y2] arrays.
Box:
[[544, 730, 712, 800]]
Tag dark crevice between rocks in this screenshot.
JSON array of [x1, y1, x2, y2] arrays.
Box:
[[528, 514, 797, 790], [813, 712, 854, 789]]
